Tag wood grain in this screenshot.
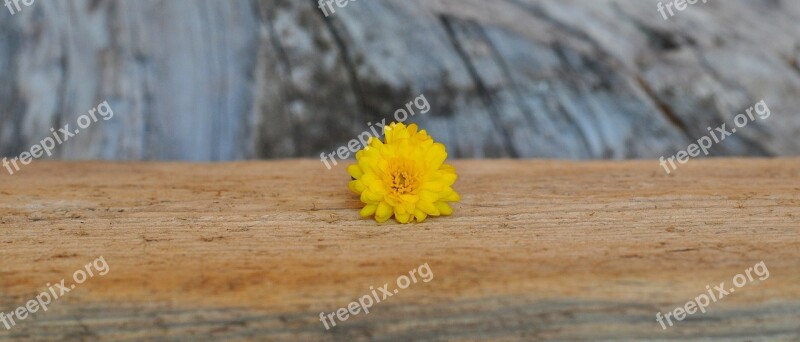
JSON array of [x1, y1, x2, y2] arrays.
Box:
[[0, 159, 798, 341]]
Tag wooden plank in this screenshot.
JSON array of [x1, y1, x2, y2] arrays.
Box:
[[0, 159, 798, 340]]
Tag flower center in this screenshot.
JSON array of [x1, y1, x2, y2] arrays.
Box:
[[387, 158, 420, 195]]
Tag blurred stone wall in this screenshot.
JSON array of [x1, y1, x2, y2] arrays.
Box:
[[0, 0, 798, 161]]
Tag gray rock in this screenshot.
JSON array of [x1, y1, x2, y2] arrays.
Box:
[[0, 0, 797, 160]]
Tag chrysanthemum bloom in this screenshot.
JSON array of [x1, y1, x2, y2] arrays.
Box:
[[348, 123, 460, 223]]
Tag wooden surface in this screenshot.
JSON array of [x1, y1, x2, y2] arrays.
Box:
[[0, 159, 798, 341], [2, 0, 800, 160]]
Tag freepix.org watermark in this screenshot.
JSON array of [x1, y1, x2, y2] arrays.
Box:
[[319, 262, 434, 330], [4, 0, 34, 16], [1, 256, 110, 330], [2, 101, 114, 176], [320, 94, 430, 170], [657, 0, 709, 20], [659, 99, 771, 175], [317, 0, 357, 17], [656, 261, 769, 330]]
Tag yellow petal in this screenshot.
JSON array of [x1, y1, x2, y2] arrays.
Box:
[[349, 180, 366, 194], [417, 201, 440, 216], [421, 180, 444, 192], [376, 202, 393, 222], [439, 164, 456, 173], [368, 180, 386, 194], [347, 164, 363, 179], [434, 202, 453, 216], [395, 211, 411, 224], [407, 124, 418, 136], [414, 209, 428, 223], [360, 204, 378, 218], [438, 171, 457, 186], [400, 194, 418, 203], [419, 191, 434, 203], [402, 201, 416, 214], [425, 143, 447, 170], [361, 173, 379, 184], [361, 190, 383, 203], [441, 189, 461, 202]]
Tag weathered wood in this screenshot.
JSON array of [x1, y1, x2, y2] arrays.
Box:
[[0, 159, 798, 340], [1, 0, 799, 160]]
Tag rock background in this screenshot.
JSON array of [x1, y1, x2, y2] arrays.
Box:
[[0, 0, 798, 161]]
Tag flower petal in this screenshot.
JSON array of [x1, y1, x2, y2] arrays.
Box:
[[395, 211, 411, 223], [347, 164, 363, 179], [349, 180, 366, 194], [360, 204, 378, 218], [361, 190, 383, 203], [375, 202, 393, 222], [434, 201, 453, 216], [414, 209, 428, 223], [417, 201, 440, 216], [441, 189, 461, 202]]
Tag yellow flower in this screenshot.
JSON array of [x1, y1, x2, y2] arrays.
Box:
[[348, 122, 460, 223]]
